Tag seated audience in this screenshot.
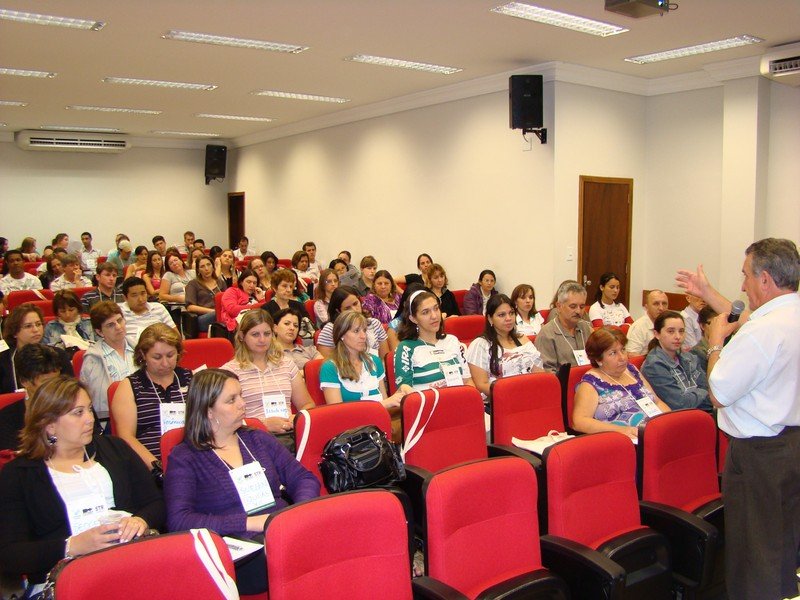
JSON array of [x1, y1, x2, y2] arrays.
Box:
[[217, 249, 239, 289], [313, 268, 339, 327], [317, 286, 388, 359], [395, 253, 433, 287], [107, 239, 135, 273], [1, 304, 73, 394], [107, 233, 129, 258], [220, 268, 265, 332], [209, 245, 223, 264], [394, 290, 473, 391], [588, 272, 633, 327], [302, 241, 322, 281], [39, 252, 65, 289], [544, 280, 580, 323], [141, 250, 165, 299], [425, 263, 460, 317], [263, 269, 311, 321], [641, 311, 712, 411], [463, 269, 498, 315], [249, 256, 271, 292], [120, 277, 177, 347], [680, 293, 707, 350], [292, 250, 315, 288], [233, 236, 254, 260], [535, 281, 594, 372], [0, 344, 62, 450], [354, 255, 377, 296], [111, 323, 191, 470], [152, 235, 167, 257], [385, 282, 425, 351], [221, 311, 314, 434], [259, 250, 279, 279], [124, 245, 149, 279], [42, 290, 95, 350], [0, 237, 7, 255], [466, 294, 543, 398], [80, 301, 136, 418], [625, 289, 669, 355], [333, 252, 359, 287], [164, 369, 319, 595], [0, 377, 165, 594], [20, 236, 39, 261], [184, 255, 226, 333], [0, 249, 43, 295], [272, 307, 323, 371], [361, 269, 401, 325], [321, 311, 404, 408], [689, 305, 718, 371], [573, 327, 670, 439], [175, 231, 195, 255], [81, 263, 124, 311], [50, 255, 92, 291], [79, 231, 100, 277], [160, 251, 195, 305], [511, 283, 544, 335]]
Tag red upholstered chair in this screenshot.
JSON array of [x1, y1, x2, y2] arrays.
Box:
[[302, 359, 326, 407], [0, 391, 25, 411], [6, 289, 53, 312], [161, 418, 267, 471], [53, 530, 239, 600], [71, 350, 86, 377], [443, 315, 484, 345], [541, 432, 672, 599], [424, 457, 568, 599], [637, 410, 723, 597], [71, 286, 94, 300], [538, 309, 550, 322], [383, 351, 396, 395], [180, 337, 235, 370], [558, 363, 591, 432], [451, 289, 467, 314], [29, 299, 54, 317], [23, 262, 41, 275], [628, 353, 646, 370], [303, 299, 315, 320], [490, 372, 565, 445], [716, 425, 728, 474], [107, 381, 121, 435], [277, 259, 292, 269], [293, 402, 392, 495]]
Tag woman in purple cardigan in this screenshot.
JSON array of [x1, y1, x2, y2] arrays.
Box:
[[164, 368, 319, 594]]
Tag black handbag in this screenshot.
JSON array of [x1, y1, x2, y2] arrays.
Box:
[[319, 425, 406, 493]]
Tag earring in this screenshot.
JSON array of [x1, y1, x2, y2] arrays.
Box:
[[47, 434, 57, 445]]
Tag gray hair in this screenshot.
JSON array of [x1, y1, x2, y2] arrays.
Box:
[[557, 281, 587, 304], [746, 238, 800, 291]]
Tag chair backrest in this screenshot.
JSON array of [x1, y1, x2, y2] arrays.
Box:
[[383, 351, 396, 395], [401, 386, 487, 473], [637, 409, 720, 512], [30, 299, 54, 317], [490, 372, 564, 444], [628, 353, 645, 370], [277, 258, 292, 268], [265, 490, 412, 600], [72, 286, 94, 300], [544, 432, 641, 549], [6, 289, 54, 312], [563, 364, 592, 429], [451, 289, 467, 314], [107, 380, 121, 435], [304, 299, 316, 320], [180, 338, 235, 370], [0, 391, 25, 411], [425, 457, 543, 598], [23, 262, 42, 275], [538, 309, 550, 322], [71, 350, 86, 377], [293, 402, 392, 494], [213, 292, 225, 321], [443, 315, 485, 345], [54, 530, 236, 600], [302, 359, 327, 407], [162, 418, 267, 472]]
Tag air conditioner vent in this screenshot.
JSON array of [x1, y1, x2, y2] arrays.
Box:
[[769, 56, 800, 76], [760, 42, 800, 87], [15, 130, 131, 152]]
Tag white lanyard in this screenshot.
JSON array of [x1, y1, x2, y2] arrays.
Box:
[[553, 320, 589, 366], [214, 435, 276, 514], [256, 362, 289, 419], [602, 370, 662, 418], [148, 372, 187, 434]]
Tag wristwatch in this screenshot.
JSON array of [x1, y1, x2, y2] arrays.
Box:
[[706, 345, 723, 358]]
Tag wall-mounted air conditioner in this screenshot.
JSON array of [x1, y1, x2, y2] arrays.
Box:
[[15, 130, 131, 153], [760, 42, 800, 87]]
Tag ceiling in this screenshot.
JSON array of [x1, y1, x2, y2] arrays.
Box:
[[1, 0, 798, 145]]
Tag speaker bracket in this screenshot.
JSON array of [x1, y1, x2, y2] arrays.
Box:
[[523, 128, 547, 144]]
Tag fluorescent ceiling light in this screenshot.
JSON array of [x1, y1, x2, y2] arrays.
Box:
[[42, 125, 121, 133], [0, 100, 28, 107], [0, 8, 104, 30], [67, 105, 162, 115], [103, 77, 217, 91], [196, 113, 273, 122], [491, 2, 628, 37], [253, 90, 350, 103], [345, 54, 462, 74], [0, 67, 56, 78], [163, 30, 307, 54], [151, 130, 220, 137], [625, 34, 764, 64]]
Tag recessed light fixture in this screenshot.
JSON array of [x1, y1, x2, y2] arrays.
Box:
[[67, 105, 162, 115], [0, 8, 104, 30], [151, 130, 220, 137], [0, 67, 56, 78], [0, 122, 7, 127], [163, 30, 307, 54], [252, 90, 350, 103], [345, 54, 462, 74], [103, 77, 217, 91], [625, 34, 764, 64], [0, 100, 28, 107], [42, 125, 121, 133], [491, 2, 628, 37], [196, 113, 273, 122]]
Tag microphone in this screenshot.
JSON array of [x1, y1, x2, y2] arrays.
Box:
[[728, 300, 745, 323]]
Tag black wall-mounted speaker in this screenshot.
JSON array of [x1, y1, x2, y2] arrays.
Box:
[[205, 144, 227, 182], [509, 75, 543, 130]]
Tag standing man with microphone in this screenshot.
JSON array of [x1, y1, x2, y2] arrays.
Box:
[[677, 238, 800, 600]]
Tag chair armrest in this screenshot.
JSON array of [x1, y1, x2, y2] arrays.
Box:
[[476, 569, 569, 600], [541, 534, 625, 599], [412, 576, 469, 600], [399, 465, 433, 538], [640, 500, 719, 588], [487, 444, 543, 470]]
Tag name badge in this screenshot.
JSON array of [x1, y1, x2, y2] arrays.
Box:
[[573, 349, 590, 366], [159, 403, 186, 434], [229, 461, 276, 515], [262, 394, 289, 419], [64, 491, 109, 536], [441, 363, 463, 387], [634, 395, 662, 418], [0, 340, 8, 353]]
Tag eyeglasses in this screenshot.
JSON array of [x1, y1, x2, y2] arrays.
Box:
[[21, 321, 44, 330]]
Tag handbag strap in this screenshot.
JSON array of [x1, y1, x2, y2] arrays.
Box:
[[401, 388, 439, 460], [191, 528, 239, 600], [295, 409, 312, 462]]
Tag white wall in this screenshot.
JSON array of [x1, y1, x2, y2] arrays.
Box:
[[0, 143, 230, 253], [765, 81, 800, 242]]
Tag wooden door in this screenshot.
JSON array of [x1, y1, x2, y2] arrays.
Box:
[[227, 192, 245, 249], [578, 176, 633, 308]]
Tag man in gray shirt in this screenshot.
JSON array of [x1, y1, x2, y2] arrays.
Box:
[[535, 281, 593, 373]]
